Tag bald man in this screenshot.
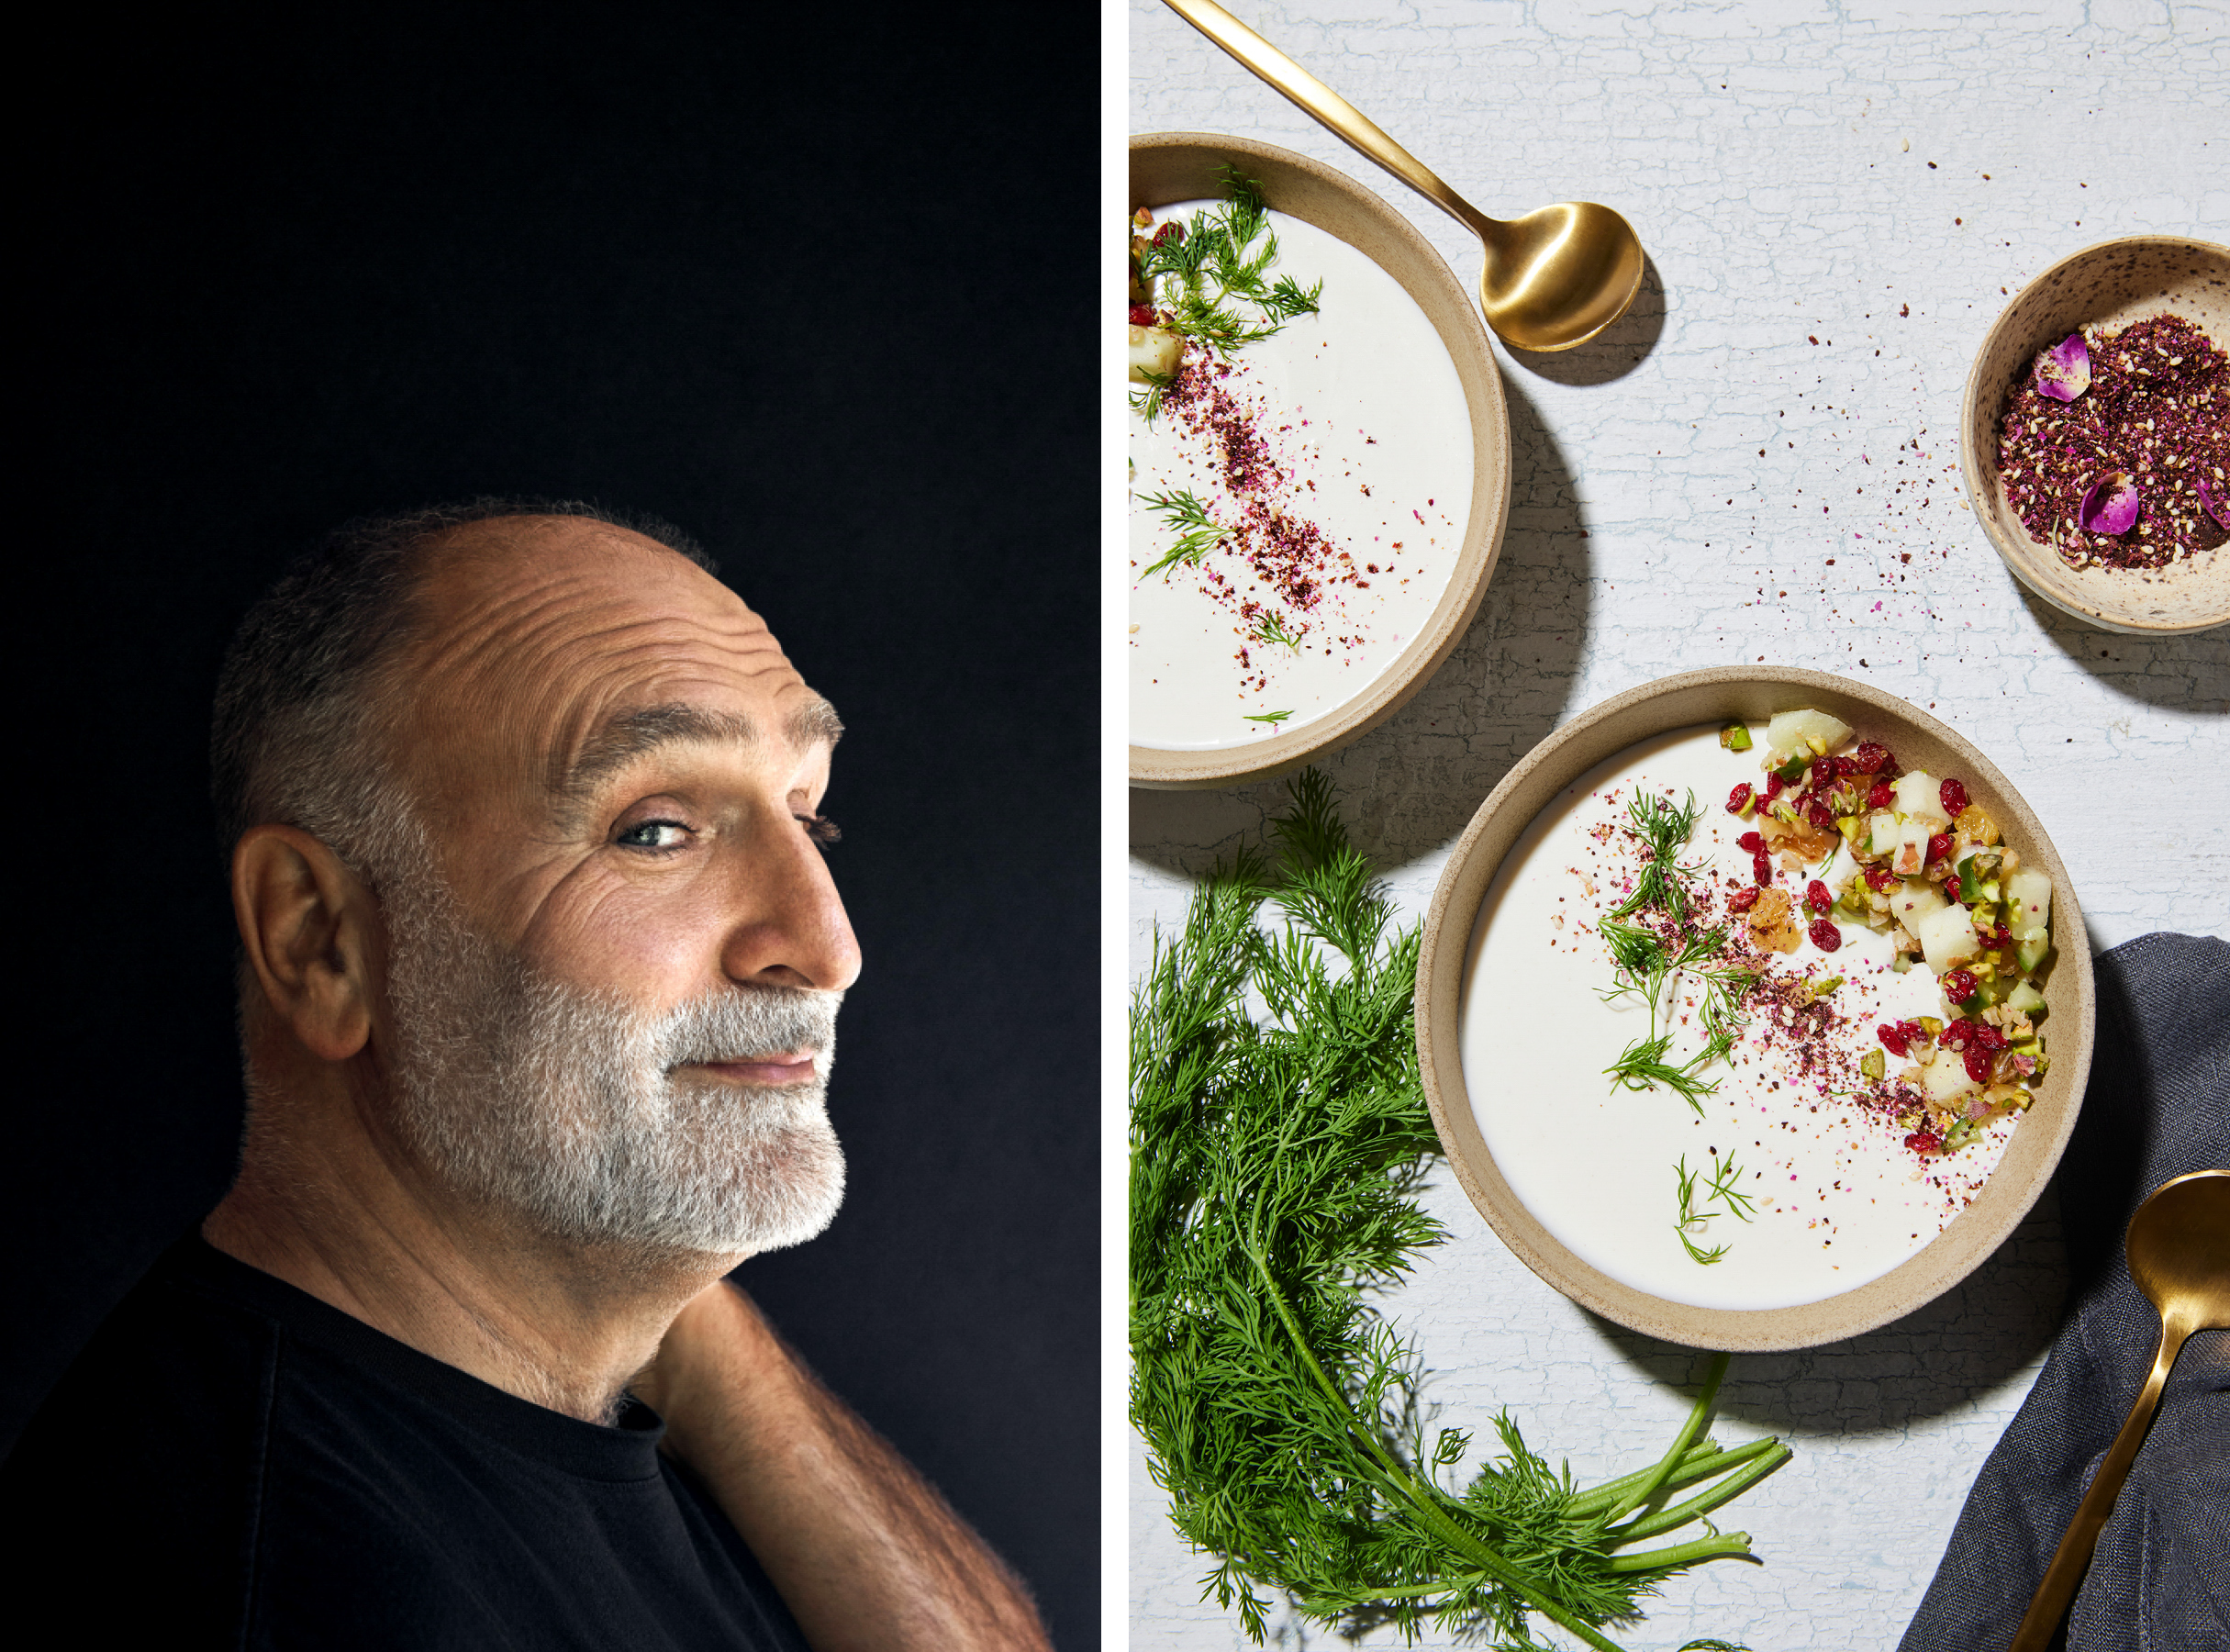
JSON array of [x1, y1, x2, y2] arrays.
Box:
[[1, 503, 1049, 1651]]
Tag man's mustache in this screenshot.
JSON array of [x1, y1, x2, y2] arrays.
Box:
[[652, 985, 842, 1071]]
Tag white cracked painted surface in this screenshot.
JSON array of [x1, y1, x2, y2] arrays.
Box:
[[1127, 2, 2230, 1646]]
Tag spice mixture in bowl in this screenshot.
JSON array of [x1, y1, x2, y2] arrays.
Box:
[[1959, 236, 2230, 635], [1996, 315, 2228, 571]]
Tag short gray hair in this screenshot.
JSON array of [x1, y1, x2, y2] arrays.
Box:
[[209, 497, 714, 878]]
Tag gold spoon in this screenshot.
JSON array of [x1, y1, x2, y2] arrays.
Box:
[[2009, 1167, 2230, 1652], [1162, 0, 1645, 352]]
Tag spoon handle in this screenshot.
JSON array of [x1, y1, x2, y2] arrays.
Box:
[[1160, 0, 1494, 240], [2007, 1310, 2194, 1652]]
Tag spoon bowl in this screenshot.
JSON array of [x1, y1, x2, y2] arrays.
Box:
[[1478, 201, 1646, 353], [1165, 0, 1644, 353], [2010, 1168, 2230, 1650]]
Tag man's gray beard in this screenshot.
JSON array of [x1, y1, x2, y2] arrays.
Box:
[[376, 873, 846, 1257]]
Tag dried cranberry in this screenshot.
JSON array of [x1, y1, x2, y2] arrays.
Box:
[[1808, 918, 1843, 952], [1128, 302, 1157, 327], [1942, 968, 1979, 1006], [1728, 886, 1760, 914], [1805, 879, 1833, 913], [1762, 773, 1785, 803], [1151, 220, 1186, 247], [1851, 741, 1890, 773], [1752, 853, 1774, 886], [1940, 777, 1969, 818], [1878, 1022, 1911, 1057], [1905, 1130, 1941, 1155], [1726, 782, 1753, 815], [1810, 754, 1839, 787], [1973, 1023, 2009, 1052], [1926, 832, 1955, 865], [1963, 1045, 1994, 1085], [1938, 1019, 1976, 1050], [1867, 779, 1897, 809], [1864, 865, 1900, 892], [1804, 796, 1836, 831], [1736, 831, 1764, 854]]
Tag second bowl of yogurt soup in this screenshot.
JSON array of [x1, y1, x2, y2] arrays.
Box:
[[1128, 134, 1511, 789], [1416, 669, 2096, 1351]]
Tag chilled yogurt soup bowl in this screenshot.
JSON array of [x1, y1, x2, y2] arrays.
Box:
[[1129, 134, 1511, 789], [1415, 668, 2096, 1352]]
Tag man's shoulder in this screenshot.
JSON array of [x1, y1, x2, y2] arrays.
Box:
[[3, 1236, 287, 1633], [3, 1238, 810, 1651]]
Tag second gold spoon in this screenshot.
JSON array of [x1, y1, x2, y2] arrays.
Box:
[[2009, 1167, 2230, 1651], [1163, 0, 1644, 352]]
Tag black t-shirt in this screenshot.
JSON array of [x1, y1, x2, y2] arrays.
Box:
[[2, 1236, 811, 1650]]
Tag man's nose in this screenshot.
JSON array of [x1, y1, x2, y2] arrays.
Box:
[[718, 811, 862, 993]]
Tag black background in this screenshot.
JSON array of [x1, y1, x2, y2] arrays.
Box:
[[15, 4, 1098, 1644]]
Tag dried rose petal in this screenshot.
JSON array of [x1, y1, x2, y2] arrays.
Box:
[[2034, 332, 2091, 401], [2079, 471, 2142, 535], [2200, 477, 2230, 531]]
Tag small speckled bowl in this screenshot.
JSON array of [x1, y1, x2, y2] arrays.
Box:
[[1414, 667, 2095, 1352], [1959, 236, 2230, 635]]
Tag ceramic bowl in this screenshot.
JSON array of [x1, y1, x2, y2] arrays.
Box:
[[1959, 235, 2230, 635], [1413, 667, 2095, 1352], [1127, 132, 1511, 789]]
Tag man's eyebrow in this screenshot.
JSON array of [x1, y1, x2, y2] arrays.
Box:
[[554, 696, 843, 809]]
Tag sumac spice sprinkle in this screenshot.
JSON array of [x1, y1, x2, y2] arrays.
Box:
[[1156, 350, 1381, 646], [1996, 314, 2229, 571]]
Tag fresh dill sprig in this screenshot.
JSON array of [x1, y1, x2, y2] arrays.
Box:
[[1609, 1034, 1720, 1115], [1243, 709, 1293, 724], [1140, 167, 1319, 358], [1250, 610, 1302, 650], [1672, 1157, 1730, 1265], [1673, 1152, 1759, 1267], [1132, 770, 1790, 1648], [1138, 488, 1225, 578], [1128, 366, 1171, 424], [1609, 789, 1708, 921], [1596, 785, 1759, 1110], [1703, 1152, 1758, 1222]]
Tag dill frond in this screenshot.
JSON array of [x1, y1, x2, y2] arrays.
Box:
[[1132, 770, 1790, 1648], [1137, 488, 1225, 577]]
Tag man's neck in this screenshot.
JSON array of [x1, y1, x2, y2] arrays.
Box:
[[204, 1106, 738, 1423]]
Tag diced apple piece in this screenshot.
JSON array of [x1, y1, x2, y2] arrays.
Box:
[[2005, 867, 2053, 931], [1893, 771, 1950, 828], [1868, 811, 1900, 856], [1766, 708, 1853, 761], [1917, 901, 1982, 975], [1891, 878, 1947, 932], [1923, 1047, 1980, 1103], [1128, 325, 1184, 382], [1893, 817, 1932, 876]]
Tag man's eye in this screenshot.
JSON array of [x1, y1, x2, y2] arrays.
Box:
[[615, 820, 690, 852], [797, 813, 842, 849]]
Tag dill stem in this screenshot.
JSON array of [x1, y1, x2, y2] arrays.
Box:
[[1242, 1239, 1628, 1652], [1602, 1532, 1758, 1573], [1569, 1438, 1781, 1518], [1603, 1445, 1793, 1546], [1605, 1353, 1729, 1524]]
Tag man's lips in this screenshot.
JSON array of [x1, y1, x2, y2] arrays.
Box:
[[685, 1052, 819, 1086]]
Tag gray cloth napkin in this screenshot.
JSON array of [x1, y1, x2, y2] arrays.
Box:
[[1900, 932, 2228, 1652]]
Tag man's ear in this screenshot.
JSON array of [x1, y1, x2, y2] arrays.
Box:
[[231, 825, 379, 1063]]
